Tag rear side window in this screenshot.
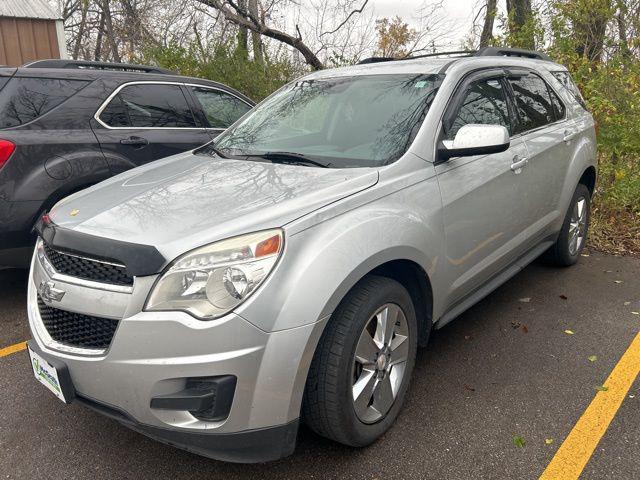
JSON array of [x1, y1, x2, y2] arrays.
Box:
[[189, 87, 251, 129], [552, 71, 587, 109], [508, 74, 555, 132], [445, 78, 512, 140], [0, 77, 88, 129], [99, 84, 197, 128]]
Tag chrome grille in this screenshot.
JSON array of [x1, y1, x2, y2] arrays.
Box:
[[43, 242, 133, 286]]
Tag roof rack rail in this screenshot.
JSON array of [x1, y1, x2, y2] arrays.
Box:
[[356, 48, 552, 66], [357, 50, 474, 65], [474, 47, 552, 61], [358, 57, 396, 64], [22, 59, 174, 74]]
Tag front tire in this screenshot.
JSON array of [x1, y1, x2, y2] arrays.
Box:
[[545, 183, 591, 266], [302, 275, 417, 447]]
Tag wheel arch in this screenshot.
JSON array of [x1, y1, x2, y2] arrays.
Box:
[[369, 259, 434, 347], [578, 165, 597, 197]]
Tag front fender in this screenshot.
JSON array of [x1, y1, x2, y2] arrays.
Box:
[[235, 178, 444, 425], [236, 177, 444, 333]]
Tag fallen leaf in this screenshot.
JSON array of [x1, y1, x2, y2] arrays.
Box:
[[513, 435, 526, 448], [588, 355, 598, 362], [545, 438, 554, 445], [559, 294, 568, 300], [521, 325, 529, 333], [463, 384, 475, 392], [595, 385, 609, 392], [564, 329, 575, 335], [518, 297, 531, 303]]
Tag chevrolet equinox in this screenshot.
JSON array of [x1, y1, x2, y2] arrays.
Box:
[[26, 47, 597, 463]]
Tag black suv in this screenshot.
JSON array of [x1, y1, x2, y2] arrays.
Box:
[[0, 60, 254, 267]]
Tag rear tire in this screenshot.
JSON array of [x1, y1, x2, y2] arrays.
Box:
[[302, 275, 417, 447], [545, 183, 591, 266]]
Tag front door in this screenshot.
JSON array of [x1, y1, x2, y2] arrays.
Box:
[[91, 82, 211, 174], [435, 72, 529, 308]]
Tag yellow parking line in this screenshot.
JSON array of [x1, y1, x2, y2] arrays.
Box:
[[0, 341, 27, 358], [540, 331, 640, 479]]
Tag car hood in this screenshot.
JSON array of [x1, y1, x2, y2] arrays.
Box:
[[50, 152, 378, 257]]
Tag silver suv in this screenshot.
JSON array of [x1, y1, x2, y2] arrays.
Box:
[[26, 48, 596, 463]]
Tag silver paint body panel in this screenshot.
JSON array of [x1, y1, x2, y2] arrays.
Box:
[[27, 55, 597, 437]]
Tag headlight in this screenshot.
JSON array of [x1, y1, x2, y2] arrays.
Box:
[[146, 230, 283, 319]]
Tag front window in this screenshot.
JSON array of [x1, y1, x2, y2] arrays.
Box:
[[445, 78, 511, 140], [199, 74, 441, 168]]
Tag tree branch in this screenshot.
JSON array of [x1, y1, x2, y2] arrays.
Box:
[[319, 0, 369, 37], [196, 0, 325, 69]]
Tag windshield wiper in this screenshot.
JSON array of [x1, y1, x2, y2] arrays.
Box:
[[208, 144, 229, 158], [194, 142, 229, 158], [253, 151, 331, 168]]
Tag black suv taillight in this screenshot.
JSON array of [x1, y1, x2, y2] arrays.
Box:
[[0, 139, 15, 170]]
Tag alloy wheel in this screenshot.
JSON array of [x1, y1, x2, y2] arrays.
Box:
[[568, 196, 587, 256], [351, 303, 410, 424]]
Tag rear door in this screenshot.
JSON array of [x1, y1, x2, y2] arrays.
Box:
[[505, 71, 573, 246], [91, 82, 211, 173], [436, 71, 529, 306], [184, 85, 253, 139]]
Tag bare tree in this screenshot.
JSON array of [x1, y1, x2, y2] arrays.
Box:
[[248, 0, 264, 64], [479, 0, 497, 47], [506, 0, 534, 49], [236, 0, 249, 58], [195, 0, 327, 68], [72, 0, 90, 58], [573, 0, 613, 61]]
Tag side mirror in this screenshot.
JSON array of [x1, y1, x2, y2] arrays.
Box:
[[438, 124, 510, 161]]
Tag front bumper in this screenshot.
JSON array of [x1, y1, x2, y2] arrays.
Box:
[[27, 340, 298, 463], [27, 249, 327, 461]]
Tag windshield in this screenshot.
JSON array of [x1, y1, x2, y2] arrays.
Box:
[[198, 74, 441, 168]]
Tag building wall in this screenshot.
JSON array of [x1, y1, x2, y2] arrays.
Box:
[[0, 17, 62, 67]]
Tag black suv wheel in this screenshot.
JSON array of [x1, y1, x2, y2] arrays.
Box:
[[303, 275, 418, 446]]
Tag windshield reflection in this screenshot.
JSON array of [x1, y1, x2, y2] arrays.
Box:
[[198, 74, 442, 168]]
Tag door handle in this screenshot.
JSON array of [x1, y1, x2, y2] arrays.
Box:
[[510, 156, 528, 172], [120, 136, 149, 146], [563, 130, 576, 142]]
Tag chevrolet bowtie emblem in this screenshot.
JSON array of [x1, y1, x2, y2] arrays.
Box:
[[70, 209, 79, 216], [38, 281, 66, 303]]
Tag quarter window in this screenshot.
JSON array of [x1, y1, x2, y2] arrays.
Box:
[[189, 87, 251, 129], [0, 77, 88, 129], [552, 71, 587, 109], [445, 78, 511, 140], [508, 74, 555, 132], [99, 84, 196, 128]]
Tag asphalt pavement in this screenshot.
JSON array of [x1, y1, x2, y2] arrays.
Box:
[[1, 252, 639, 479]]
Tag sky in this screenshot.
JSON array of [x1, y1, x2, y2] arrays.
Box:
[[370, 0, 476, 49]]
